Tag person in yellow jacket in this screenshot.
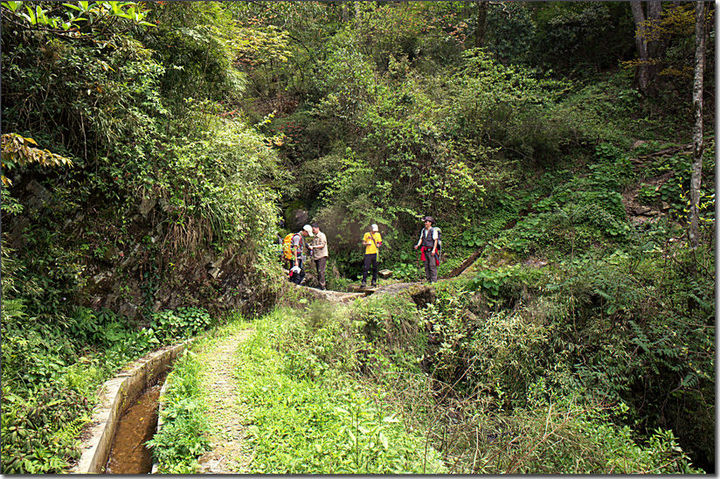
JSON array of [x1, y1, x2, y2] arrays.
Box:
[[361, 223, 382, 288]]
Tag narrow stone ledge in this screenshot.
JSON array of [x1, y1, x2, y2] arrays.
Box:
[[150, 366, 175, 474], [70, 340, 192, 474]]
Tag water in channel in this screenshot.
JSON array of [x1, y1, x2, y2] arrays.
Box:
[[104, 375, 166, 474]]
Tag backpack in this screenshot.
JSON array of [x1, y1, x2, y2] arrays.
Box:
[[422, 227, 442, 252], [282, 233, 300, 260]]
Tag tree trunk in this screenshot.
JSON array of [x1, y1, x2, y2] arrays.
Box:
[[688, 0, 706, 248], [475, 0, 488, 48], [630, 0, 650, 94], [646, 1, 664, 87]]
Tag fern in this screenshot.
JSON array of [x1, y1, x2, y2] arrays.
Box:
[[51, 414, 91, 446]]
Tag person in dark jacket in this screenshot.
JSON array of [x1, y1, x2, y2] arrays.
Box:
[[414, 216, 439, 283], [289, 224, 313, 285]]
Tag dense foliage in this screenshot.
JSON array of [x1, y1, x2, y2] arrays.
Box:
[[1, 1, 286, 472], [341, 275, 707, 473], [1, 0, 714, 474], [230, 1, 715, 471]]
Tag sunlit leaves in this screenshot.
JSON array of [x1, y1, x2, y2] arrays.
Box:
[[1, 1, 155, 34], [233, 25, 292, 67], [1, 134, 72, 186]]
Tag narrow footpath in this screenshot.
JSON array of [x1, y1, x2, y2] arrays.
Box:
[[190, 275, 461, 471], [196, 328, 255, 474]]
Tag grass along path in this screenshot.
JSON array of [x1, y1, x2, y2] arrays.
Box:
[[196, 324, 255, 473], [150, 320, 256, 473], [154, 307, 445, 473], [231, 307, 446, 474]]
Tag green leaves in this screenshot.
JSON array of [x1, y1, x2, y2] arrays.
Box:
[[1, 134, 73, 186], [0, 301, 165, 474], [151, 307, 213, 342], [1, 386, 92, 474], [2, 1, 21, 12], [4, 1, 155, 32], [460, 227, 484, 248]]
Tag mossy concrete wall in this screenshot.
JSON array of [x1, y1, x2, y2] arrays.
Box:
[[150, 365, 175, 474]]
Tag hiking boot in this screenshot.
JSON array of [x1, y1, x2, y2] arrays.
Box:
[[371, 282, 377, 287], [361, 282, 367, 288]]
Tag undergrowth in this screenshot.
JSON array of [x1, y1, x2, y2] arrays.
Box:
[[0, 300, 217, 474], [147, 349, 211, 474], [233, 307, 446, 474], [348, 281, 705, 473]]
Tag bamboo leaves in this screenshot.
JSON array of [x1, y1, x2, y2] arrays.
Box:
[[1, 133, 73, 186]]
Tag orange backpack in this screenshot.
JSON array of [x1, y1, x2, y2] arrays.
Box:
[[282, 233, 298, 260]]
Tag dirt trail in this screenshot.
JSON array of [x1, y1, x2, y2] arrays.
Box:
[[193, 280, 438, 472], [196, 329, 255, 474]]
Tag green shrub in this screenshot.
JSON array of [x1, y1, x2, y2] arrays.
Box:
[[467, 264, 545, 304], [421, 286, 555, 406], [151, 307, 213, 342], [1, 386, 91, 474], [474, 392, 699, 474], [493, 145, 633, 257]]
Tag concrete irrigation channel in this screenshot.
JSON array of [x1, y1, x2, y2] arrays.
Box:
[[70, 340, 192, 474], [71, 282, 431, 473], [70, 289, 364, 473]]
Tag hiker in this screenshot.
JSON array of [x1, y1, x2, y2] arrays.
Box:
[[361, 223, 382, 288], [309, 222, 328, 290], [414, 216, 439, 283], [289, 224, 313, 285]]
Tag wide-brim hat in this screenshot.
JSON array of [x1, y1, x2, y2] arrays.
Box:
[[422, 216, 435, 224]]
